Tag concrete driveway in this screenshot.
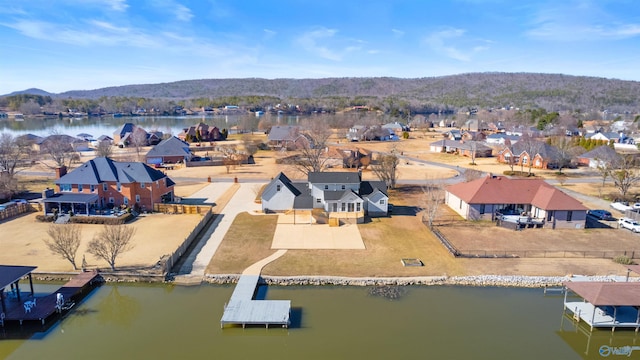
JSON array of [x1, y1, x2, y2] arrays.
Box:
[[271, 221, 365, 250]]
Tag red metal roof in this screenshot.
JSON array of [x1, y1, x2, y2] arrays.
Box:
[[446, 175, 587, 211], [564, 281, 640, 306]]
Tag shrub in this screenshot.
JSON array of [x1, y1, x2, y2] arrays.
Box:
[[35, 214, 55, 222], [69, 213, 134, 225], [613, 255, 634, 265]]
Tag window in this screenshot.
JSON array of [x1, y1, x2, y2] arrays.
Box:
[[90, 185, 95, 193], [276, 184, 281, 192], [522, 156, 528, 165], [547, 211, 553, 221], [141, 183, 145, 189], [341, 203, 346, 211], [109, 197, 115, 204], [567, 211, 573, 221], [78, 184, 83, 192], [356, 203, 361, 212], [316, 198, 321, 203], [116, 183, 121, 191], [135, 195, 141, 202], [60, 184, 72, 192], [103, 183, 108, 191], [341, 185, 346, 190], [324, 185, 329, 190], [479, 204, 485, 214], [123, 197, 129, 205], [380, 199, 385, 205]]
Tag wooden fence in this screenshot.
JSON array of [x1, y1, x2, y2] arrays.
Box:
[[161, 207, 214, 275], [0, 203, 35, 221], [153, 203, 212, 215]]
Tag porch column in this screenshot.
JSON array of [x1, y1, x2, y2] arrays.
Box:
[[28, 274, 34, 297], [86, 202, 89, 215], [1, 290, 6, 315]]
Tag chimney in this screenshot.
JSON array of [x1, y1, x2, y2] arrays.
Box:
[[42, 187, 54, 199], [55, 166, 67, 179]]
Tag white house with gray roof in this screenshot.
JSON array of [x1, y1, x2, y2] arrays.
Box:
[[262, 171, 389, 217]]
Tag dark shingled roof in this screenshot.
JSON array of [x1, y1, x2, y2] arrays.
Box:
[[268, 125, 300, 142], [55, 157, 174, 186], [145, 136, 192, 159], [308, 172, 361, 184], [359, 181, 388, 196], [579, 145, 620, 161], [42, 193, 99, 203]]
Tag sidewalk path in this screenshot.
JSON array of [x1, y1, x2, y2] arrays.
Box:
[[184, 183, 263, 276], [242, 250, 288, 275]]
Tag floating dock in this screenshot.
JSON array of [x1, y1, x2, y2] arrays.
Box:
[[1, 270, 102, 326], [220, 275, 290, 328]]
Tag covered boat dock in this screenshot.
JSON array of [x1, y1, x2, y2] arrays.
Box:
[[563, 281, 640, 332]]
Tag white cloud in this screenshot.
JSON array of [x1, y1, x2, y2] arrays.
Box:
[[525, 2, 640, 41], [263, 29, 277, 39], [296, 28, 342, 61], [174, 4, 194, 22], [391, 28, 404, 37], [424, 28, 470, 61], [103, 0, 129, 12]]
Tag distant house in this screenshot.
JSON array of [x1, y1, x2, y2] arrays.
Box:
[[381, 122, 407, 136], [45, 157, 175, 215], [586, 132, 621, 143], [461, 130, 486, 142], [429, 139, 493, 158], [485, 133, 520, 145], [262, 171, 389, 219], [445, 175, 587, 229], [577, 145, 620, 168], [16, 134, 44, 152], [113, 123, 148, 147], [445, 130, 462, 140], [34, 134, 86, 153], [145, 136, 193, 165], [267, 126, 308, 149], [496, 140, 561, 170]]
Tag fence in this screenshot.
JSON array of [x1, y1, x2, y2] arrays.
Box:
[[0, 203, 35, 221], [161, 207, 214, 275], [153, 203, 212, 215], [456, 249, 638, 259]]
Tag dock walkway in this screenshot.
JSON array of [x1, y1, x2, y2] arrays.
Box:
[[220, 250, 290, 328], [2, 270, 101, 325]]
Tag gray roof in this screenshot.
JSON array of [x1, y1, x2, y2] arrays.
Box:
[[510, 140, 559, 159], [308, 172, 361, 184], [324, 190, 352, 201], [114, 123, 136, 137], [43, 193, 99, 203], [268, 125, 300, 141], [430, 139, 492, 151], [16, 133, 43, 143], [145, 136, 192, 158], [579, 145, 620, 161], [0, 265, 37, 290], [55, 157, 174, 186], [360, 181, 388, 196], [293, 194, 313, 209]]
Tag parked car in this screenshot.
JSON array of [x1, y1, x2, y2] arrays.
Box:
[[618, 217, 640, 233], [611, 202, 633, 212], [587, 209, 615, 221]]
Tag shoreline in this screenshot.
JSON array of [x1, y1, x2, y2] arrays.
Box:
[[28, 272, 640, 288]]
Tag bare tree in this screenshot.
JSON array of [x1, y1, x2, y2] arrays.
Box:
[[548, 136, 579, 174], [40, 132, 78, 168], [241, 135, 258, 157], [87, 225, 136, 271], [129, 127, 148, 161], [0, 133, 30, 196], [95, 141, 114, 158], [606, 155, 640, 200], [293, 120, 332, 175], [421, 181, 444, 229], [515, 136, 543, 175], [216, 145, 242, 174], [44, 224, 82, 270], [463, 168, 484, 182], [372, 149, 400, 189]]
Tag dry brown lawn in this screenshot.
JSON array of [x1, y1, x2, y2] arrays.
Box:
[[0, 212, 203, 273]]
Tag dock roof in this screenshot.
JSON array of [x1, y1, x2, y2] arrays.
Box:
[[564, 281, 640, 306], [0, 265, 37, 290]]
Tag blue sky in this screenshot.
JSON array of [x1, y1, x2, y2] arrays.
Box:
[[1, 0, 639, 94]]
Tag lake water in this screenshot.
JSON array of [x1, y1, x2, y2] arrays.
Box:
[[2, 283, 638, 360]]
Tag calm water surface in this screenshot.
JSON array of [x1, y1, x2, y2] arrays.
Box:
[[2, 283, 638, 360]]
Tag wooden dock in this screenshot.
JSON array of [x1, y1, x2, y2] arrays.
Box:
[[220, 275, 290, 328], [2, 270, 102, 326]]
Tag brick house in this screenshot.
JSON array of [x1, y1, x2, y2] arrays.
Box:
[[44, 157, 175, 215]]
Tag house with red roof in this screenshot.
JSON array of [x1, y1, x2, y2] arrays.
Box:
[[445, 175, 587, 229]]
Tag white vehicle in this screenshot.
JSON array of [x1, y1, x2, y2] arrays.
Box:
[[611, 202, 633, 212], [618, 217, 640, 233]]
